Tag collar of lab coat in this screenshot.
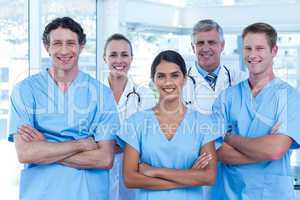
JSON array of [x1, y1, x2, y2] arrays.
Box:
[[104, 76, 136, 107], [189, 64, 230, 92]]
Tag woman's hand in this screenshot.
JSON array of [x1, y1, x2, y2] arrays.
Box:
[[192, 152, 212, 169]]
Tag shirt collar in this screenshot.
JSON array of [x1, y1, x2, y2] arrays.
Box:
[[196, 63, 221, 78]]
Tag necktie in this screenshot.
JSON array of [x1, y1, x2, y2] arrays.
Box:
[[205, 73, 217, 90]]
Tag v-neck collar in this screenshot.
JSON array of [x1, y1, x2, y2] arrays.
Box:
[[43, 68, 83, 94], [150, 108, 189, 142], [244, 78, 279, 100]]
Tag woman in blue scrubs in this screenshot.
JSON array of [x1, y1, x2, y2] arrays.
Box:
[[117, 50, 222, 200]]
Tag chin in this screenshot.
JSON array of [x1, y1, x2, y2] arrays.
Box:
[[161, 94, 180, 102]]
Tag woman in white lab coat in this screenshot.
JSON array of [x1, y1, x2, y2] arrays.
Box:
[[103, 33, 156, 200]]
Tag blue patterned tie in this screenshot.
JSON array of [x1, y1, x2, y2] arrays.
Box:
[[205, 73, 217, 90]]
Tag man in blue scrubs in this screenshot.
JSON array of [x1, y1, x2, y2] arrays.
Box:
[[8, 17, 120, 200], [214, 22, 300, 200]]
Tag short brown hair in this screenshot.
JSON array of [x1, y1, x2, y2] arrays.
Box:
[[242, 22, 277, 49]]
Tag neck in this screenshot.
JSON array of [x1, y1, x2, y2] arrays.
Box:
[[108, 74, 128, 91], [108, 74, 128, 103], [248, 70, 275, 96], [156, 97, 185, 115], [49, 66, 78, 83], [198, 62, 219, 74]]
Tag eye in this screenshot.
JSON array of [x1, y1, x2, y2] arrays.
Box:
[[171, 73, 180, 78], [52, 41, 62, 46], [156, 74, 165, 79], [66, 41, 76, 46], [208, 41, 217, 45], [109, 53, 117, 58], [121, 53, 129, 57], [196, 41, 204, 46]]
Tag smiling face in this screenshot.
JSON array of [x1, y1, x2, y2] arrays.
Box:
[[154, 60, 186, 102], [243, 32, 277, 77], [45, 27, 83, 72], [104, 39, 133, 78], [192, 29, 224, 72]]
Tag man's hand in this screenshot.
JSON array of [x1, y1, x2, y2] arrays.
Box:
[[18, 125, 45, 142], [77, 137, 98, 152], [139, 163, 156, 177]]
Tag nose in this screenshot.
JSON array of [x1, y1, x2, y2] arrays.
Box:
[[164, 76, 174, 86], [60, 44, 69, 55], [200, 43, 210, 51]]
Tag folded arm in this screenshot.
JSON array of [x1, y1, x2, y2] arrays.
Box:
[[225, 133, 293, 161], [15, 125, 98, 165], [60, 140, 115, 169], [139, 141, 217, 187], [123, 144, 186, 190], [217, 142, 257, 165]]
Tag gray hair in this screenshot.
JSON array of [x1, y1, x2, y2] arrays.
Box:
[[191, 19, 224, 43]]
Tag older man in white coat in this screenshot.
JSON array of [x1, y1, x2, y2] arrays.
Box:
[[182, 19, 247, 200]]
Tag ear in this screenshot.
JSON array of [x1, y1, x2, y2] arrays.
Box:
[[79, 44, 84, 54], [271, 45, 278, 56], [191, 42, 196, 54], [44, 44, 50, 55], [221, 40, 225, 52]]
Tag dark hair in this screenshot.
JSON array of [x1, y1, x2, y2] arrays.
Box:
[[151, 50, 187, 80], [103, 33, 133, 56], [242, 22, 277, 49], [42, 17, 86, 46]]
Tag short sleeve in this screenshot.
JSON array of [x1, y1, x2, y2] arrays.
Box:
[[138, 86, 157, 110], [212, 91, 229, 133], [276, 88, 300, 149], [116, 114, 140, 153], [197, 113, 223, 148], [8, 82, 35, 142], [93, 87, 120, 141]]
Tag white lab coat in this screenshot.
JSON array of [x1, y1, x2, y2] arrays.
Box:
[[105, 77, 156, 200], [182, 64, 247, 200], [182, 64, 247, 114]]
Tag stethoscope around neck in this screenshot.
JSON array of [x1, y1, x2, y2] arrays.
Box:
[[124, 86, 141, 117], [185, 64, 232, 105]]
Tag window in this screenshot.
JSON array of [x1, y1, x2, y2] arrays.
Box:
[[0, 1, 28, 199], [41, 0, 97, 78], [0, 68, 9, 82]]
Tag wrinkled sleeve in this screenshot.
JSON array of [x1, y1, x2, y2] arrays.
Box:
[[212, 91, 230, 149], [116, 114, 140, 153], [8, 82, 35, 142], [276, 88, 300, 149], [94, 87, 120, 141], [197, 113, 223, 148]]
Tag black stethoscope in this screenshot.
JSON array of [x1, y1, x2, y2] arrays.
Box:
[[125, 86, 141, 107], [185, 64, 232, 105], [187, 64, 232, 89]]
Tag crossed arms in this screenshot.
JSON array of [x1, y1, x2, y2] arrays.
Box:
[[15, 125, 114, 169], [217, 126, 293, 165], [122, 141, 217, 190]]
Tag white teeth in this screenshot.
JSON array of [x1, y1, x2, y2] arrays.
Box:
[[58, 57, 72, 62], [163, 88, 175, 93], [113, 65, 126, 70], [248, 60, 261, 64]]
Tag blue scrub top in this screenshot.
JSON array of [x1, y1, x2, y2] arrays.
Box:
[[117, 109, 222, 200], [213, 78, 300, 200], [8, 69, 120, 200]]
